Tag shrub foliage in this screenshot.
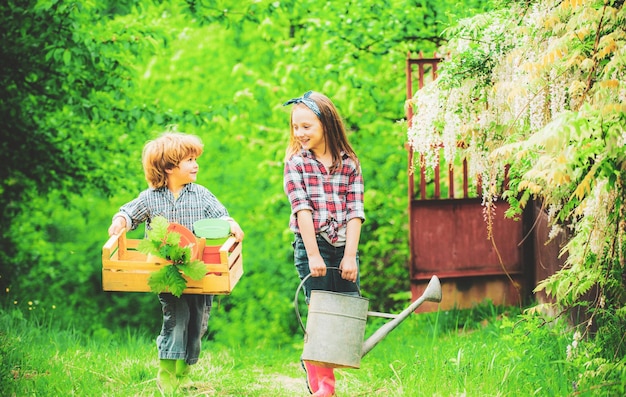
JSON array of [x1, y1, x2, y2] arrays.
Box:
[[407, 0, 626, 370]]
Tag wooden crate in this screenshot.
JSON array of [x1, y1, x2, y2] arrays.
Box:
[[102, 230, 243, 295]]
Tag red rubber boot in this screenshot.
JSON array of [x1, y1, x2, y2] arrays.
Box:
[[301, 359, 319, 394], [312, 366, 335, 397]]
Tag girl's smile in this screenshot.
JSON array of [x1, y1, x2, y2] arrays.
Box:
[[291, 104, 326, 156]]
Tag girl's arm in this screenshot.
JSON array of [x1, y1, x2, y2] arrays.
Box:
[[297, 209, 328, 277], [340, 217, 362, 282]]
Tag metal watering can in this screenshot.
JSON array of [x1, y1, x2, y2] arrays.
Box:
[[294, 269, 442, 369]]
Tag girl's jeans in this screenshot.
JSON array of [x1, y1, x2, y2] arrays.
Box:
[[156, 293, 213, 365], [293, 234, 360, 302]]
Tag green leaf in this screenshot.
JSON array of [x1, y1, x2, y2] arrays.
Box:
[[149, 216, 169, 240], [63, 49, 71, 66], [164, 266, 188, 297], [147, 266, 170, 294], [137, 238, 155, 255], [167, 242, 189, 262], [147, 265, 189, 297], [158, 245, 172, 260], [179, 259, 207, 281], [165, 230, 181, 247]]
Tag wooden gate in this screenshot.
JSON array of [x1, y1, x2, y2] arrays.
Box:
[[406, 53, 534, 311]]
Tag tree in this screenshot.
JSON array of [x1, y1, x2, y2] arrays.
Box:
[[1, 1, 123, 285], [0, 0, 193, 292]]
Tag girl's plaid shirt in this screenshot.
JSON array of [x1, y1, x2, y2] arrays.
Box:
[[283, 150, 365, 243]]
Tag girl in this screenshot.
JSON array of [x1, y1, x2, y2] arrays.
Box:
[[283, 91, 365, 396], [108, 132, 244, 394]]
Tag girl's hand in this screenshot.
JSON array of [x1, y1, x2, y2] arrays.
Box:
[[339, 255, 358, 282], [308, 254, 328, 277], [108, 216, 127, 237]]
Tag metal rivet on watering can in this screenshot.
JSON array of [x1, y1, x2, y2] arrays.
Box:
[[294, 268, 442, 370]]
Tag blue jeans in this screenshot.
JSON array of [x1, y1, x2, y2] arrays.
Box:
[[156, 293, 213, 364], [293, 234, 360, 302]]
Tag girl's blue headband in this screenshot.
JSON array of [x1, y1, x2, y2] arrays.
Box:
[[283, 90, 321, 118]]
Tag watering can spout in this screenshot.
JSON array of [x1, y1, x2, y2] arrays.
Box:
[[361, 275, 441, 358]]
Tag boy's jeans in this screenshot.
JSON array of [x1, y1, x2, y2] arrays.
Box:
[[156, 293, 213, 364]]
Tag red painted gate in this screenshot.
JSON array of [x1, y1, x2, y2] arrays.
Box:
[[406, 53, 534, 311]]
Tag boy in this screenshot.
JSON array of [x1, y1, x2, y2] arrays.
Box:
[[108, 131, 244, 394]]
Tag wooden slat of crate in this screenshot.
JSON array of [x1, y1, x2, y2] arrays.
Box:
[[185, 253, 243, 294], [102, 230, 243, 295]]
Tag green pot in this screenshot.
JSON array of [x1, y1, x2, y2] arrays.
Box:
[[193, 219, 231, 246]]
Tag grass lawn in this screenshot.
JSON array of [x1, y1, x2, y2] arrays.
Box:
[[0, 304, 610, 396]]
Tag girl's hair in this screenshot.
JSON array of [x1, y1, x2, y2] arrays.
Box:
[[285, 91, 359, 173], [142, 132, 204, 188]]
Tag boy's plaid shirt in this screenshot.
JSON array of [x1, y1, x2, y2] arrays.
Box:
[[114, 183, 230, 233], [283, 150, 365, 243]]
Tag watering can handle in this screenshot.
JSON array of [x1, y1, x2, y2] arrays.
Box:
[[294, 267, 361, 335]]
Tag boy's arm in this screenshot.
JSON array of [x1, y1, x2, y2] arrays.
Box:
[[108, 191, 151, 236], [108, 215, 127, 236], [224, 218, 244, 242]]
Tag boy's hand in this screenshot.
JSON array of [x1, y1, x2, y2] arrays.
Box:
[[108, 216, 127, 237], [228, 220, 245, 242]]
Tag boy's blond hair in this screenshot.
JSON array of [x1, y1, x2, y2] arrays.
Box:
[[142, 132, 204, 188]]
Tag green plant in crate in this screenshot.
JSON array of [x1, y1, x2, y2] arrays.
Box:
[[137, 216, 206, 297]]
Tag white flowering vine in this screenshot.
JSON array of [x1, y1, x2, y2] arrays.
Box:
[[407, 0, 626, 345]]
